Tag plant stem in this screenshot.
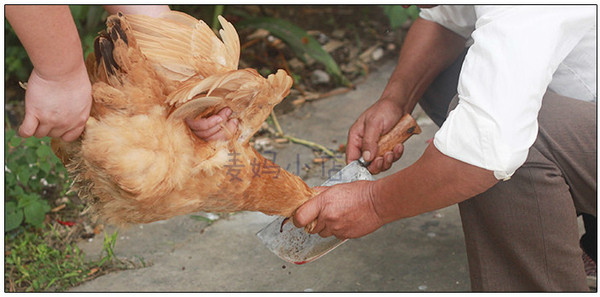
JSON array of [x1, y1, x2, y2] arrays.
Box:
[[269, 111, 344, 163], [212, 5, 225, 31]]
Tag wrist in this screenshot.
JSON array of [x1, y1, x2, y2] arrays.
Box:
[[370, 177, 406, 225], [378, 82, 419, 115], [33, 58, 87, 83], [367, 179, 393, 225]]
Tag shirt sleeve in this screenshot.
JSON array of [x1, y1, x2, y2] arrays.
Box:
[[419, 5, 477, 39], [432, 5, 596, 180]]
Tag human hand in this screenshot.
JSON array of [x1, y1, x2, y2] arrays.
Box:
[[186, 107, 239, 141], [346, 99, 405, 174], [293, 181, 385, 239], [20, 64, 92, 142]]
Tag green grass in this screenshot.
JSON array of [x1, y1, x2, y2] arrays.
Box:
[[5, 229, 122, 292]]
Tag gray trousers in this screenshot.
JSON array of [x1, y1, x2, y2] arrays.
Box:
[[419, 51, 597, 291]]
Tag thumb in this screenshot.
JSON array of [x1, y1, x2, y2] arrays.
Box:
[[18, 113, 39, 138], [293, 198, 321, 228]]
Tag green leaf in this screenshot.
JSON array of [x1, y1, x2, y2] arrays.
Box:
[[23, 136, 38, 148], [11, 185, 25, 200], [9, 132, 21, 148], [17, 192, 37, 208], [5, 172, 17, 188], [39, 161, 52, 175], [237, 17, 351, 86], [17, 167, 32, 183], [5, 201, 24, 231], [25, 149, 37, 165], [406, 5, 421, 20], [36, 144, 53, 159], [381, 5, 409, 29], [23, 199, 50, 228]]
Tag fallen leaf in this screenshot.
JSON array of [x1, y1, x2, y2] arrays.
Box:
[[51, 204, 66, 212], [93, 224, 104, 235], [87, 267, 99, 276]]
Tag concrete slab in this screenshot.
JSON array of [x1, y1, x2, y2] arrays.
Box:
[[70, 62, 470, 292]]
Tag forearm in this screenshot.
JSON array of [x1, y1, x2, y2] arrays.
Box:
[[6, 5, 84, 79], [381, 17, 467, 114], [371, 143, 498, 223], [104, 5, 170, 17]]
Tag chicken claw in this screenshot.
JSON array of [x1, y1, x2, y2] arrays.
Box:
[[279, 217, 317, 233], [280, 217, 290, 232]]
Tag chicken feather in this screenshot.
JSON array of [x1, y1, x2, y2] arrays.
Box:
[[51, 12, 315, 226]]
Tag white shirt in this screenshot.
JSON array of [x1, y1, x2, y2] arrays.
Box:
[[420, 5, 596, 180]]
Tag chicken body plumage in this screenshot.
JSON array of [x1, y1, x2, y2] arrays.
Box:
[[52, 12, 315, 225]]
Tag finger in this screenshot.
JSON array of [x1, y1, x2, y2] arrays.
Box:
[[18, 113, 39, 138], [186, 114, 224, 131], [319, 228, 333, 238], [361, 121, 383, 163], [308, 217, 326, 235], [203, 118, 239, 142], [222, 118, 239, 137], [216, 107, 233, 120], [33, 123, 52, 139], [292, 198, 321, 228], [381, 152, 394, 172], [46, 127, 66, 139], [346, 121, 364, 164], [60, 125, 85, 142], [392, 143, 404, 162], [190, 121, 223, 139], [367, 157, 384, 175]]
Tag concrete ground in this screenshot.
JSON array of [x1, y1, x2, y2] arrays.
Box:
[[70, 62, 471, 292]]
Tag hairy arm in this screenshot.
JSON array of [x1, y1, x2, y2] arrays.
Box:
[[294, 18, 498, 239], [347, 17, 467, 172]]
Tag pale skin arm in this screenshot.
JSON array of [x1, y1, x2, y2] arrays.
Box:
[[6, 5, 91, 142], [6, 5, 172, 142], [293, 18, 499, 239], [103, 5, 171, 17]]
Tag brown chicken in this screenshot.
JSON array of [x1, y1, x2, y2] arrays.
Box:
[[52, 11, 316, 226]]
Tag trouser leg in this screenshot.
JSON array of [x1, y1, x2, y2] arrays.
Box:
[[458, 92, 596, 291], [580, 213, 597, 262]]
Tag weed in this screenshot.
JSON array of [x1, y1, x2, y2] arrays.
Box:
[[5, 230, 88, 292], [5, 228, 131, 292], [4, 129, 71, 231]]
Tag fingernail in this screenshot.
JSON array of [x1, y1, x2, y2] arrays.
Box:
[[225, 108, 233, 117], [363, 151, 371, 161]]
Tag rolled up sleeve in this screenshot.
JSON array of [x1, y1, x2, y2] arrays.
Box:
[[432, 5, 596, 180]]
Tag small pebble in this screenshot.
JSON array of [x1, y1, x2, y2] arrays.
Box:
[[316, 33, 329, 44], [371, 47, 385, 61], [304, 288, 314, 292], [418, 285, 428, 291], [310, 69, 331, 85]]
